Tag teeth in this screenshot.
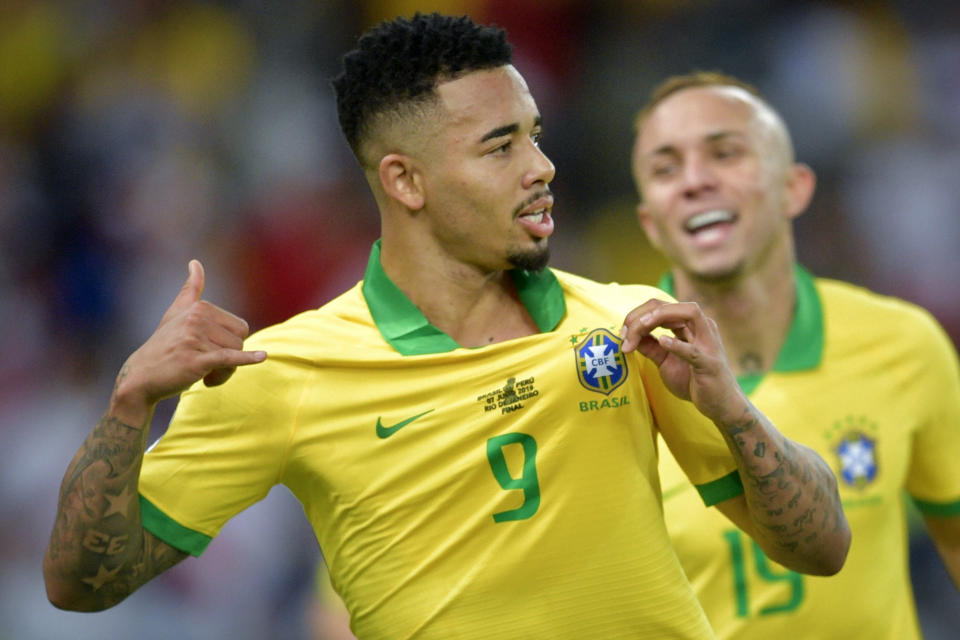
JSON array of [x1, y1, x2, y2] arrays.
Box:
[[522, 209, 545, 223], [686, 209, 734, 232]]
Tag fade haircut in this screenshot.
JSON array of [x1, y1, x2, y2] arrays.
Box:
[[332, 13, 512, 168]]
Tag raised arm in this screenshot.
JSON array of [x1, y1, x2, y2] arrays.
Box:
[[621, 299, 851, 576], [43, 260, 267, 611]]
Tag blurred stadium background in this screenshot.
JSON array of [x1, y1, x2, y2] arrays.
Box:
[[1, 1, 958, 638]]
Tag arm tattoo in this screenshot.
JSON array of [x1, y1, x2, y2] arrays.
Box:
[[47, 411, 188, 609], [738, 352, 764, 375], [78, 532, 187, 610], [62, 415, 144, 489], [719, 402, 845, 557]]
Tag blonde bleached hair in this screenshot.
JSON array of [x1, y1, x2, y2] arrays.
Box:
[[635, 71, 756, 127]]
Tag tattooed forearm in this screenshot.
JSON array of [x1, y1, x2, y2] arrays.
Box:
[[61, 416, 147, 498], [44, 409, 187, 611], [70, 530, 187, 611], [81, 529, 129, 555], [717, 400, 849, 574]]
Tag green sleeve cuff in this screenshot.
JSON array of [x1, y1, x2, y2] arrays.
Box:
[[911, 496, 960, 517], [695, 470, 744, 506], [140, 494, 213, 557]]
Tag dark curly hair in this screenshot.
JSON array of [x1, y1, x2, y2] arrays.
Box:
[[332, 13, 512, 166]]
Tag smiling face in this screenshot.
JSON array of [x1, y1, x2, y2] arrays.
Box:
[[414, 65, 556, 273], [632, 85, 811, 283]]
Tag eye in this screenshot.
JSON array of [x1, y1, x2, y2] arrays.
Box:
[[650, 162, 677, 178], [490, 140, 511, 154], [531, 131, 543, 147], [713, 144, 743, 160]]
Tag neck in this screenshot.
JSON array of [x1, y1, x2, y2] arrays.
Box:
[[673, 260, 796, 377], [379, 238, 539, 348]]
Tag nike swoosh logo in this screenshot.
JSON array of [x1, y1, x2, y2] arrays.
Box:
[[376, 409, 435, 439]]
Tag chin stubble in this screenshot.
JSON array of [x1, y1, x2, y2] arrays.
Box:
[[508, 246, 551, 272]]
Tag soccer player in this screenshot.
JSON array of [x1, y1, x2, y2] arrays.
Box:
[[631, 70, 960, 639], [43, 16, 850, 639]]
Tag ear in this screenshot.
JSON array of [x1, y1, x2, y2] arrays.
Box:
[[783, 163, 816, 221], [636, 202, 663, 250], [379, 154, 425, 211]]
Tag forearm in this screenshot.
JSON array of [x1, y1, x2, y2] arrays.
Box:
[[619, 300, 850, 571], [718, 399, 850, 575], [44, 379, 181, 610], [43, 261, 263, 609]]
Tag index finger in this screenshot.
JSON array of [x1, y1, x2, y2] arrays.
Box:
[[621, 298, 669, 332], [635, 301, 705, 331], [620, 300, 703, 352]]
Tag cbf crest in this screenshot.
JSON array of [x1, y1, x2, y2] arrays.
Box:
[[835, 431, 878, 489], [573, 328, 628, 395], [825, 415, 880, 490]]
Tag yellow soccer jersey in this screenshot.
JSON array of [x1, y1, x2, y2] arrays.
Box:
[[658, 266, 960, 640], [139, 241, 744, 640]]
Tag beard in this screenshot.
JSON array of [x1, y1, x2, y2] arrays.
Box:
[[507, 244, 550, 272]]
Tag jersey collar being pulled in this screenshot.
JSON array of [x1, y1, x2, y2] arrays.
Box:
[[361, 239, 566, 356], [657, 264, 824, 394]]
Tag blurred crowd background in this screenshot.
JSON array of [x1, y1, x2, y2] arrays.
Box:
[[2, 1, 959, 638]]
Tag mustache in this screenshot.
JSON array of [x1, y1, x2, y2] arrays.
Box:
[[512, 188, 553, 218]]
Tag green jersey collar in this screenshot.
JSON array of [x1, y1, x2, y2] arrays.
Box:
[[361, 240, 566, 356], [657, 265, 823, 393]]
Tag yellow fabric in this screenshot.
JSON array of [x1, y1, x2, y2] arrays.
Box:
[[659, 278, 960, 640], [140, 269, 741, 640]]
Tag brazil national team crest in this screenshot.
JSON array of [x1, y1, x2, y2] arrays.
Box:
[[573, 328, 628, 395], [835, 431, 878, 489]]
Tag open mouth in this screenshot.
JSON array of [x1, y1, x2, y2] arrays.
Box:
[[518, 207, 554, 238], [685, 209, 736, 234], [516, 194, 555, 239], [520, 209, 547, 224]]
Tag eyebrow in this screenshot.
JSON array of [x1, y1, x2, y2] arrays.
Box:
[[479, 116, 542, 143], [648, 130, 744, 158]]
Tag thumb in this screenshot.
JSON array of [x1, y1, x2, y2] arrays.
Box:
[[163, 259, 205, 319]]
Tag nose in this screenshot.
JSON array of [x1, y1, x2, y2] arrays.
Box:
[[681, 154, 718, 196], [523, 141, 555, 188]]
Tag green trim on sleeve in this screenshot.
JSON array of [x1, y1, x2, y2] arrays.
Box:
[[695, 470, 744, 506], [911, 496, 960, 517], [140, 495, 213, 557]]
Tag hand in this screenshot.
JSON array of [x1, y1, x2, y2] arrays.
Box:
[[113, 260, 267, 410], [620, 299, 745, 424]]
